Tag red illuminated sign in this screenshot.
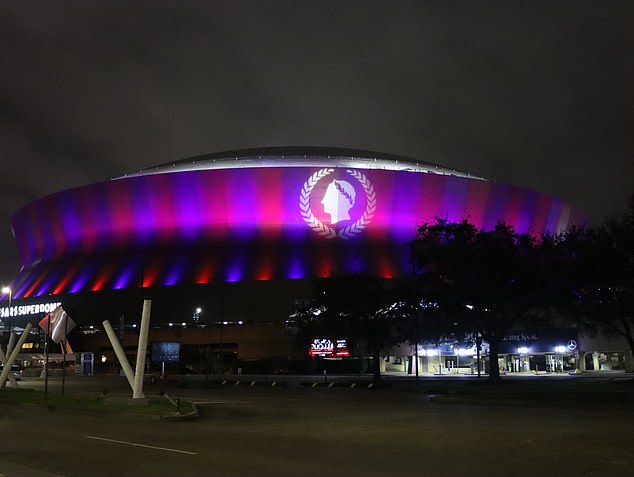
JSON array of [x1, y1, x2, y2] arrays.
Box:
[[309, 339, 350, 357]]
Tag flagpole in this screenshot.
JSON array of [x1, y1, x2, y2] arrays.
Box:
[[37, 306, 75, 399], [45, 314, 50, 399], [62, 315, 68, 396]]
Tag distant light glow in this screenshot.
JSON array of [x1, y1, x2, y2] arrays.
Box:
[[52, 273, 73, 296], [142, 263, 160, 287], [69, 271, 91, 294], [114, 262, 137, 290], [194, 262, 214, 284], [164, 258, 186, 286], [92, 265, 114, 291], [287, 256, 304, 280], [19, 262, 54, 298], [256, 258, 273, 280], [38, 271, 64, 297], [225, 263, 242, 282]]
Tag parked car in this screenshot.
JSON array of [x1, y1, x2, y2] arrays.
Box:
[[0, 364, 23, 380]]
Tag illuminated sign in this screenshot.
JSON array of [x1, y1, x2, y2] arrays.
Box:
[[300, 168, 376, 239], [151, 341, 181, 362], [309, 339, 350, 358], [0, 302, 62, 318], [499, 328, 578, 354]]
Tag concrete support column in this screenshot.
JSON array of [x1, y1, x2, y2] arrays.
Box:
[[0, 346, 19, 388], [6, 332, 16, 357], [0, 324, 32, 388], [592, 352, 601, 371], [578, 352, 587, 371], [133, 299, 152, 399], [434, 355, 443, 374], [103, 320, 135, 389]]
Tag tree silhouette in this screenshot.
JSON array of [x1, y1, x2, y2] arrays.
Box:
[[294, 274, 409, 383], [412, 219, 578, 381], [575, 196, 634, 368]]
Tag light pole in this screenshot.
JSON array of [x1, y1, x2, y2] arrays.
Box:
[[2, 286, 12, 343], [219, 277, 226, 375], [476, 333, 482, 377]]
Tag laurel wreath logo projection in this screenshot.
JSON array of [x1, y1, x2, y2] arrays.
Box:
[[300, 168, 376, 239]]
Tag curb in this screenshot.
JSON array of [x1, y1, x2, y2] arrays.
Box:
[[7, 397, 201, 421], [300, 381, 375, 389]]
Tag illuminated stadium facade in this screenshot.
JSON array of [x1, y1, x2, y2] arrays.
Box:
[[1, 147, 592, 374], [8, 147, 585, 297]]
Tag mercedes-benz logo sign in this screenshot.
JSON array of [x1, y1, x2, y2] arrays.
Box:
[[567, 339, 577, 351]]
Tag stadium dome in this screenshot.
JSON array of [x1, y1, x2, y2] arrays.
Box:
[[7, 147, 585, 301]]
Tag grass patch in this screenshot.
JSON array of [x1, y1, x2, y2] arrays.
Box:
[[0, 389, 194, 416]]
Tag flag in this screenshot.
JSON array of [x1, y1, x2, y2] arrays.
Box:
[[39, 306, 76, 344]]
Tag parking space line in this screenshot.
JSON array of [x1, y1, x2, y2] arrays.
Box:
[[84, 435, 197, 455], [192, 400, 226, 404]]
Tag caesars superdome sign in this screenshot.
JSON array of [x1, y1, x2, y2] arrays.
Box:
[[300, 168, 376, 239], [1, 301, 62, 319]]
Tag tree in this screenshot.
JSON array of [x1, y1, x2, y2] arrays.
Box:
[[294, 274, 409, 384], [575, 196, 634, 368], [412, 219, 578, 382]]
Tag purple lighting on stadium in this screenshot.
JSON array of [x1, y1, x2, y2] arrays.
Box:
[[287, 255, 304, 280], [7, 150, 586, 299]]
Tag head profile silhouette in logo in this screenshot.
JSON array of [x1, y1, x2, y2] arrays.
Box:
[[321, 179, 356, 225]]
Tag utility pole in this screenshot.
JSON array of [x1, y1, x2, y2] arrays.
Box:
[[2, 286, 12, 349], [410, 243, 420, 391], [219, 278, 225, 375]]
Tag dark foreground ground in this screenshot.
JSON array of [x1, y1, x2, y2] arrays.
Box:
[[1, 373, 634, 477]]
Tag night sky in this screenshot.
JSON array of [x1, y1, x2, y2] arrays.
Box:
[[1, 1, 633, 281]]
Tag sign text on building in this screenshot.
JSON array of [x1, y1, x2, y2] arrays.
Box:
[[0, 302, 62, 319]]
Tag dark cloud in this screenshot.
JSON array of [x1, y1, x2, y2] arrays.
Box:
[[0, 1, 633, 278]]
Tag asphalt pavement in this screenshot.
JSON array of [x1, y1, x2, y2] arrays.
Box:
[[1, 374, 634, 476]]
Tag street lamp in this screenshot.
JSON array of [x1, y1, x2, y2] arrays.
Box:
[[219, 278, 226, 375], [193, 307, 202, 323], [2, 286, 12, 339], [1, 286, 11, 306]]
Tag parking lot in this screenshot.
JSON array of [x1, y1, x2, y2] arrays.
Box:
[[1, 374, 633, 476]]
